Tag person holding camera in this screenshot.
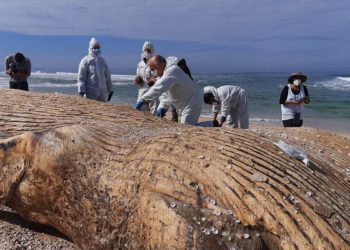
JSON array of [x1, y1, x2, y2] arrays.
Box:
[[5, 52, 31, 91], [279, 72, 310, 127]]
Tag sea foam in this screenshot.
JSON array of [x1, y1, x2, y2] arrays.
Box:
[[312, 76, 350, 91]]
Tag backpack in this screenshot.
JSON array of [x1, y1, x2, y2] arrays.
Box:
[[177, 58, 193, 80]]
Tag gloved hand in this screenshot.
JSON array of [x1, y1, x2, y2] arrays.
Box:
[[79, 92, 85, 97], [134, 100, 144, 110], [107, 92, 113, 102], [212, 120, 220, 127], [157, 108, 167, 117], [220, 116, 226, 127]]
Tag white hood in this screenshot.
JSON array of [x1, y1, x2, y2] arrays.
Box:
[[142, 41, 154, 54], [165, 56, 179, 71], [204, 86, 220, 102], [89, 37, 100, 53]]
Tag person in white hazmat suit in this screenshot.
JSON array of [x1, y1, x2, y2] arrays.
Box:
[[134, 55, 202, 125], [77, 37, 113, 102], [134, 41, 158, 114], [203, 85, 249, 129]]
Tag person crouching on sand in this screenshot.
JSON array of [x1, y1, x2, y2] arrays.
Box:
[[279, 72, 310, 127], [203, 85, 249, 129]]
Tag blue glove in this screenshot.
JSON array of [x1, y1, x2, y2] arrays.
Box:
[[134, 100, 144, 110], [157, 108, 167, 117]]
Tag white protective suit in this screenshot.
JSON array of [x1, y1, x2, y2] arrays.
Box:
[[77, 38, 113, 102], [135, 50, 158, 114], [204, 85, 249, 129], [142, 57, 202, 125]]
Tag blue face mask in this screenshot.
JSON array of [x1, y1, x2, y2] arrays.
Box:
[[91, 48, 101, 57]]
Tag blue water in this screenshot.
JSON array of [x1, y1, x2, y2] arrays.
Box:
[[0, 71, 349, 133]]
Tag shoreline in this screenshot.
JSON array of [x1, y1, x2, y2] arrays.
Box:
[[198, 115, 350, 139]]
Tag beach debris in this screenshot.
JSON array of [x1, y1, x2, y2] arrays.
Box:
[[243, 233, 250, 239], [197, 155, 205, 159], [305, 191, 313, 197], [235, 219, 241, 224], [313, 204, 333, 218], [251, 173, 268, 183], [274, 140, 310, 166], [218, 146, 225, 151], [333, 218, 339, 224], [209, 199, 217, 206], [204, 228, 211, 235], [205, 157, 211, 161], [255, 233, 260, 237], [169, 201, 177, 209], [218, 240, 223, 245], [201, 217, 206, 222], [226, 164, 233, 169]]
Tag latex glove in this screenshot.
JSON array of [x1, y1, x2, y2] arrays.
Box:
[[212, 120, 220, 127], [157, 108, 167, 117], [220, 116, 226, 127], [79, 92, 85, 97], [134, 100, 144, 110], [108, 92, 113, 102]]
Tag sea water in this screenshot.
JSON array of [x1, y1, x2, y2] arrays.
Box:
[[0, 71, 349, 133]]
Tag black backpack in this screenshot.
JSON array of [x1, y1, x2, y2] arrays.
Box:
[[177, 58, 193, 80]]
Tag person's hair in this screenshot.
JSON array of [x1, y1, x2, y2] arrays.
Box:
[[14, 53, 25, 63], [153, 55, 166, 67], [203, 92, 214, 104]]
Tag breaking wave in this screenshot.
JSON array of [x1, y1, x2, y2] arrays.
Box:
[[311, 76, 350, 91]]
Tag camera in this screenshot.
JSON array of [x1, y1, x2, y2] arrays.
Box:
[[9, 63, 18, 75]]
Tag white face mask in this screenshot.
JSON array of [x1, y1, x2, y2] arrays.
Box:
[[293, 79, 302, 86]]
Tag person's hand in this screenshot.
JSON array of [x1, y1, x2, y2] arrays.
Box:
[[107, 92, 113, 102], [79, 92, 85, 97], [157, 108, 167, 117], [134, 76, 142, 85], [212, 120, 220, 127], [134, 100, 144, 110], [304, 96, 310, 104]]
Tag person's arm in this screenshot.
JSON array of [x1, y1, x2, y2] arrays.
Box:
[[104, 61, 113, 93], [279, 86, 288, 104], [5, 57, 11, 75], [77, 58, 88, 95], [141, 74, 176, 102], [303, 85, 310, 104]]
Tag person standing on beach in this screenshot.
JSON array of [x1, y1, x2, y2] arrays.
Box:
[[5, 52, 31, 91], [135, 55, 202, 125], [134, 41, 158, 114], [77, 37, 113, 102], [280, 72, 310, 127], [203, 85, 249, 129]]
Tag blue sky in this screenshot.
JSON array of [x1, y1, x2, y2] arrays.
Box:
[[0, 0, 349, 74]]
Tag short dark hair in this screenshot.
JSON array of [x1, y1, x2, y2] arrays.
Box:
[[203, 92, 214, 104], [14, 53, 25, 63]]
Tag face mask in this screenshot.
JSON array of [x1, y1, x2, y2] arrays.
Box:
[[293, 79, 302, 86], [91, 48, 101, 57]]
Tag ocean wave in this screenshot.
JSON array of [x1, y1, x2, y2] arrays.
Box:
[[311, 77, 350, 91]]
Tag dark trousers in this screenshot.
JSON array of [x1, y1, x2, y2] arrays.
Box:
[[9, 81, 29, 91], [283, 119, 303, 127]]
